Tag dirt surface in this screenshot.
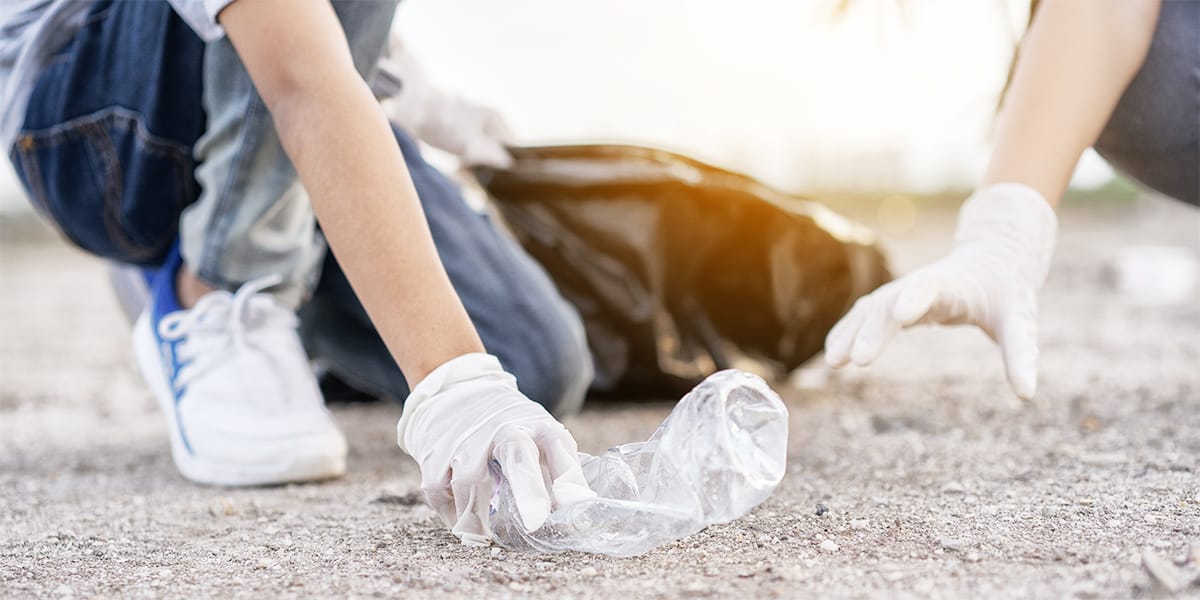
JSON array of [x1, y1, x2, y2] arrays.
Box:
[[2, 195, 1198, 599]]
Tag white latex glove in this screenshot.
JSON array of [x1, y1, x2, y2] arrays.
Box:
[[372, 37, 514, 169], [397, 353, 595, 546], [824, 183, 1058, 399]]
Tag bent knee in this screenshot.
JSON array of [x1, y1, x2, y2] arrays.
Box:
[[497, 306, 594, 418]]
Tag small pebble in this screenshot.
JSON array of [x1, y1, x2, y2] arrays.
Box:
[[941, 482, 966, 495], [819, 540, 839, 553], [850, 519, 869, 530], [1079, 452, 1127, 466], [208, 497, 235, 517], [580, 566, 598, 577], [1142, 549, 1186, 593], [815, 503, 829, 516], [779, 566, 806, 582]]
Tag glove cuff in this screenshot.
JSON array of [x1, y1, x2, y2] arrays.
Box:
[[955, 183, 1059, 285], [396, 353, 513, 455]]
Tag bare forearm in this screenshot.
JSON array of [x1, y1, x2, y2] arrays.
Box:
[[983, 0, 1160, 205], [274, 77, 485, 382], [220, 0, 483, 383]]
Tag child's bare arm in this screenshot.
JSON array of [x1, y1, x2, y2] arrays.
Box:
[[218, 0, 484, 384]]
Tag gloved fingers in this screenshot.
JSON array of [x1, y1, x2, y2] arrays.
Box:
[[482, 110, 516, 146], [532, 424, 597, 507], [421, 483, 458, 530], [849, 293, 901, 367], [449, 474, 494, 546], [998, 301, 1040, 400], [462, 137, 514, 169], [892, 276, 940, 326], [493, 428, 553, 532], [825, 296, 872, 368]]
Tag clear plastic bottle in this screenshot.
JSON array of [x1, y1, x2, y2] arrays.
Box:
[[489, 369, 789, 557]]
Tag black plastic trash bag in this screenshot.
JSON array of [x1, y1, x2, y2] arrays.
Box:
[[475, 145, 891, 396]]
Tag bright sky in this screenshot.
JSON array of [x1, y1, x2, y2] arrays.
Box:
[[395, 0, 1113, 193], [0, 0, 1115, 214]]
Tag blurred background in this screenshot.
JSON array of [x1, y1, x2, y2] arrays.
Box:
[[0, 0, 1125, 218], [388, 0, 1118, 194]]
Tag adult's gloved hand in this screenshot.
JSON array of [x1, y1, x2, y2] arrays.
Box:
[[824, 183, 1058, 399], [372, 37, 514, 169], [397, 353, 595, 546]]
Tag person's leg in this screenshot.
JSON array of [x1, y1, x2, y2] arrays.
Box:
[[8, 0, 402, 486], [8, 1, 205, 265], [179, 0, 400, 308], [300, 127, 594, 416], [1094, 0, 1199, 206]]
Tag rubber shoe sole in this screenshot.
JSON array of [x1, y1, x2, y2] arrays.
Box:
[[133, 312, 347, 487]]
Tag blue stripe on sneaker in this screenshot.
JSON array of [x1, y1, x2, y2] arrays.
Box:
[[149, 244, 194, 456]]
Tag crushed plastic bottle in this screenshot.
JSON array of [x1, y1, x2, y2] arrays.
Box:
[[489, 369, 788, 557]]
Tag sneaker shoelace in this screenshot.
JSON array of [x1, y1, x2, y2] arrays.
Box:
[[157, 275, 302, 392]]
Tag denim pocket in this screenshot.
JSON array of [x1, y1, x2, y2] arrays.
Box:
[[13, 108, 194, 264]]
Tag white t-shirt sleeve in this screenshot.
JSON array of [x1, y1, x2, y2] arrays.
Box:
[[166, 0, 238, 42]]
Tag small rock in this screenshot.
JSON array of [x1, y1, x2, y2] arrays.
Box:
[[580, 566, 597, 578], [1079, 452, 1128, 466], [208, 497, 235, 517], [819, 540, 839, 553], [1106, 519, 1121, 528], [490, 547, 501, 557], [964, 552, 982, 563], [939, 538, 969, 551], [157, 569, 173, 578], [1142, 549, 1186, 593], [256, 558, 272, 570], [850, 519, 869, 530], [778, 566, 806, 582], [913, 579, 935, 595], [941, 482, 966, 495], [815, 503, 829, 516]]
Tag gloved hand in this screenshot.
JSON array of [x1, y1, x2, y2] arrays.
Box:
[[372, 37, 514, 169], [824, 183, 1058, 399], [397, 353, 595, 546]]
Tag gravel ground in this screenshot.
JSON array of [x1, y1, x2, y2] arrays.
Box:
[[1, 194, 1198, 599]]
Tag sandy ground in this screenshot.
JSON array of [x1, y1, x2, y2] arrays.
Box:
[[1, 195, 1198, 599]]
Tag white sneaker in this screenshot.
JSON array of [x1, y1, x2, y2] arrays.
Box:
[[132, 250, 347, 486]]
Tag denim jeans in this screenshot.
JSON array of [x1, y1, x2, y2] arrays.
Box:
[[7, 0, 592, 414], [1094, 0, 1198, 206]]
